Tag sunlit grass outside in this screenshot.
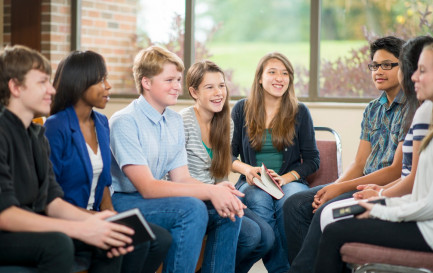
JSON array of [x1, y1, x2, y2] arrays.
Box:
[[206, 40, 367, 95]]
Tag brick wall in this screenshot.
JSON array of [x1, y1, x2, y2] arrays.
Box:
[[2, 0, 138, 94]]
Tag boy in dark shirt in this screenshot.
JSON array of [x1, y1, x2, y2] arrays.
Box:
[[0, 45, 133, 273]]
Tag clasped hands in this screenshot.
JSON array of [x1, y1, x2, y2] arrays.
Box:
[[212, 181, 246, 222]]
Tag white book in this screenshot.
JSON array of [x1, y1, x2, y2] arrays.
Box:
[[253, 164, 284, 200]]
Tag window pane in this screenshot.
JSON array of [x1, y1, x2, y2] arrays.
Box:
[[132, 0, 185, 94], [195, 0, 310, 97], [319, 0, 409, 98]]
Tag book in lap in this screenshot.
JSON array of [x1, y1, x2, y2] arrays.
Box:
[[106, 208, 156, 246], [253, 164, 284, 199], [332, 198, 386, 219]]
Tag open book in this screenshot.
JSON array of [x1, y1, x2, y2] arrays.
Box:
[[253, 164, 284, 199], [106, 208, 156, 246]]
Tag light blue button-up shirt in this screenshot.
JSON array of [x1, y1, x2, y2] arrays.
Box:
[[110, 95, 187, 193]]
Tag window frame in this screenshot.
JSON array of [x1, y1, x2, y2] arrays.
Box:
[[110, 0, 373, 103]]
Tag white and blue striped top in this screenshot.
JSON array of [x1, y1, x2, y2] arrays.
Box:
[[401, 100, 432, 178], [180, 106, 233, 184]]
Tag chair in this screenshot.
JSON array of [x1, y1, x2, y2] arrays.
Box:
[[306, 126, 342, 188], [341, 242, 433, 273]]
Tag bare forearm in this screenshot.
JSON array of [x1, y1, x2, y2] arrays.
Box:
[[46, 198, 92, 221], [0, 206, 84, 239], [135, 179, 212, 200], [383, 174, 415, 197], [232, 160, 251, 175], [335, 161, 365, 183], [383, 178, 401, 189], [338, 164, 402, 192]]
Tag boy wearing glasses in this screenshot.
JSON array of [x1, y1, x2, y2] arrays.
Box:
[[283, 36, 408, 273]]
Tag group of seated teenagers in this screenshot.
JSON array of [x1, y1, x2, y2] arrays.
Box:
[[0, 34, 433, 273]]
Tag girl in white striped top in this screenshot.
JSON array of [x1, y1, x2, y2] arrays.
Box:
[[181, 60, 274, 273]]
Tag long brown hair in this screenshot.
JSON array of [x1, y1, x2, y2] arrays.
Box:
[[419, 44, 433, 152], [245, 52, 298, 151], [186, 60, 231, 179]]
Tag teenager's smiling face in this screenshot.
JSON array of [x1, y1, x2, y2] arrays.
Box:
[[260, 58, 290, 100], [142, 62, 182, 113], [190, 71, 227, 115], [371, 49, 400, 93], [19, 69, 56, 116], [412, 48, 433, 102]]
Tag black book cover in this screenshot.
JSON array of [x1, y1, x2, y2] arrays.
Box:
[[332, 198, 386, 219], [106, 208, 156, 246]]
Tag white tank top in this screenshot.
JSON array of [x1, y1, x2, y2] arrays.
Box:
[[86, 144, 103, 210]]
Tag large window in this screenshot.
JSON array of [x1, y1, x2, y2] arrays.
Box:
[[131, 0, 433, 102], [195, 0, 310, 97], [318, 0, 412, 99]]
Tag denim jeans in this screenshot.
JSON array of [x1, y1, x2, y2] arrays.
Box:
[[112, 193, 208, 273], [235, 208, 275, 273], [239, 180, 309, 273], [203, 201, 241, 273], [283, 184, 356, 273]]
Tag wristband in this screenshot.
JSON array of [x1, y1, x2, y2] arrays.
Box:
[[378, 188, 384, 197], [290, 171, 299, 180]]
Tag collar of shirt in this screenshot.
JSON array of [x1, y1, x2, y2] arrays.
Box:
[[136, 95, 168, 125], [378, 89, 406, 110]]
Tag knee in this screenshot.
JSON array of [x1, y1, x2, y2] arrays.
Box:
[[180, 197, 208, 227], [260, 226, 275, 253], [239, 219, 262, 248], [283, 190, 314, 216], [47, 232, 74, 256], [243, 187, 269, 205]]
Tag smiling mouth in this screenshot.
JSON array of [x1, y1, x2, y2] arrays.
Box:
[[211, 98, 223, 104], [272, 84, 284, 89]]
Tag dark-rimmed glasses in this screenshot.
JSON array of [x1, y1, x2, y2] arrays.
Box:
[[368, 62, 399, 71]]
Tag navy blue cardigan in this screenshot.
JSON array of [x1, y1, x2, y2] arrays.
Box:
[[231, 99, 320, 187]]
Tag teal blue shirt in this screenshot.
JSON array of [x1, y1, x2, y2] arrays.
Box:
[[255, 129, 283, 173], [202, 141, 213, 159]]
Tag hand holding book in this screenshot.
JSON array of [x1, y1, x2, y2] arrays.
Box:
[[252, 164, 284, 199], [332, 198, 386, 219]]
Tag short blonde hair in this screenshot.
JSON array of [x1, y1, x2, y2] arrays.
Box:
[[133, 45, 184, 94]]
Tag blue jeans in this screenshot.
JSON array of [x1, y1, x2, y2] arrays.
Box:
[[203, 201, 241, 273], [239, 180, 309, 273], [236, 208, 275, 273], [113, 193, 208, 273], [283, 184, 356, 273]]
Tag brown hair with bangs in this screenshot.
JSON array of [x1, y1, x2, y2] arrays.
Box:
[[0, 45, 51, 106], [245, 52, 298, 151], [186, 60, 231, 179]]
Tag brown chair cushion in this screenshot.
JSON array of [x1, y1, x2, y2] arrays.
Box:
[[306, 140, 338, 188], [341, 242, 433, 270]]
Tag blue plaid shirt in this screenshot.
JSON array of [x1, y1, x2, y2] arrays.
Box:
[[110, 96, 188, 193], [360, 90, 408, 175]]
